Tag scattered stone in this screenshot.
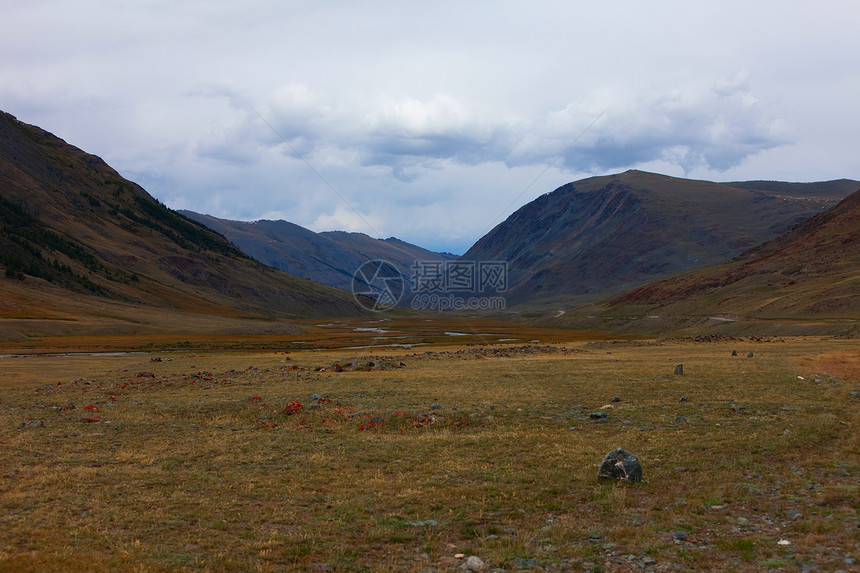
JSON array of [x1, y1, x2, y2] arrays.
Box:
[[731, 350, 738, 356], [589, 412, 608, 420], [610, 395, 621, 403], [431, 403, 442, 410], [679, 395, 688, 402], [748, 352, 754, 358], [505, 557, 539, 570], [777, 539, 791, 546], [597, 448, 643, 482], [671, 531, 688, 541], [461, 555, 487, 572], [674, 364, 684, 375]]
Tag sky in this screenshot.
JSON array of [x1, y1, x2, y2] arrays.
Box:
[[2, 1, 859, 254]]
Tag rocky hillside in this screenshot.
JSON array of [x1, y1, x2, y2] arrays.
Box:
[[181, 212, 456, 293], [0, 110, 364, 337], [599, 188, 860, 328], [462, 170, 855, 307]]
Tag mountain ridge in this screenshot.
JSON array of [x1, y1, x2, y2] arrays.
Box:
[[180, 211, 457, 294], [0, 110, 365, 338], [549, 187, 860, 335], [462, 170, 856, 308]]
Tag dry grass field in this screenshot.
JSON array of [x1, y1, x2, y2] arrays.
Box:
[[0, 321, 857, 572]]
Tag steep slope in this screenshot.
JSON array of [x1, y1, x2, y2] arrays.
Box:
[[0, 111, 364, 336], [181, 212, 455, 292], [603, 188, 860, 324], [462, 170, 848, 307]]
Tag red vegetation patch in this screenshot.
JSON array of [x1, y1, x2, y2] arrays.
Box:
[[283, 401, 303, 415]]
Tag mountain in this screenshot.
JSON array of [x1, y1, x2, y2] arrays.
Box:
[[591, 188, 860, 333], [461, 170, 857, 308], [720, 179, 859, 202], [180, 212, 456, 293], [0, 111, 364, 338]]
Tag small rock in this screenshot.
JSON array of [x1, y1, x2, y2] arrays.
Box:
[[731, 350, 738, 356], [671, 531, 687, 541], [747, 352, 754, 358], [506, 557, 539, 570], [674, 364, 684, 375], [431, 403, 442, 410], [589, 412, 608, 420], [777, 539, 791, 546], [461, 555, 487, 572], [597, 448, 643, 482], [679, 395, 688, 402], [610, 395, 621, 403]]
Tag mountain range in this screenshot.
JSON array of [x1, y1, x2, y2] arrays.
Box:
[[179, 212, 455, 294], [575, 187, 860, 335], [1, 110, 857, 337], [0, 110, 365, 339], [461, 170, 856, 308]]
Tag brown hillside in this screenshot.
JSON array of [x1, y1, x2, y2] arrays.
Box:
[[0, 111, 365, 338], [607, 189, 860, 321]]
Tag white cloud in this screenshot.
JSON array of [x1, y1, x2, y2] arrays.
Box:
[[1, 1, 858, 254]]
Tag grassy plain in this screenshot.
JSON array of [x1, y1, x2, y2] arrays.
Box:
[[0, 320, 857, 572]]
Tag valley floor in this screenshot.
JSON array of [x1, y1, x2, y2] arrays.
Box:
[[0, 328, 857, 572]]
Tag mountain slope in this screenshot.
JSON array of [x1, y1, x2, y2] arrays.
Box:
[[462, 170, 853, 307], [0, 111, 364, 335], [181, 212, 456, 292], [602, 188, 860, 323]]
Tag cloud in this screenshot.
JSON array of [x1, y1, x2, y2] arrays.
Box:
[[550, 78, 789, 174], [3, 1, 857, 255], [189, 73, 788, 190]]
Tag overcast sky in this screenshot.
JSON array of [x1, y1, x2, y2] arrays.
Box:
[[2, 1, 858, 253]]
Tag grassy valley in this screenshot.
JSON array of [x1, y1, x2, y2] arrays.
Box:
[[1, 327, 857, 572]]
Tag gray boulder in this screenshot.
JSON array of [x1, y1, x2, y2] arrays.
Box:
[[598, 448, 643, 482]]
